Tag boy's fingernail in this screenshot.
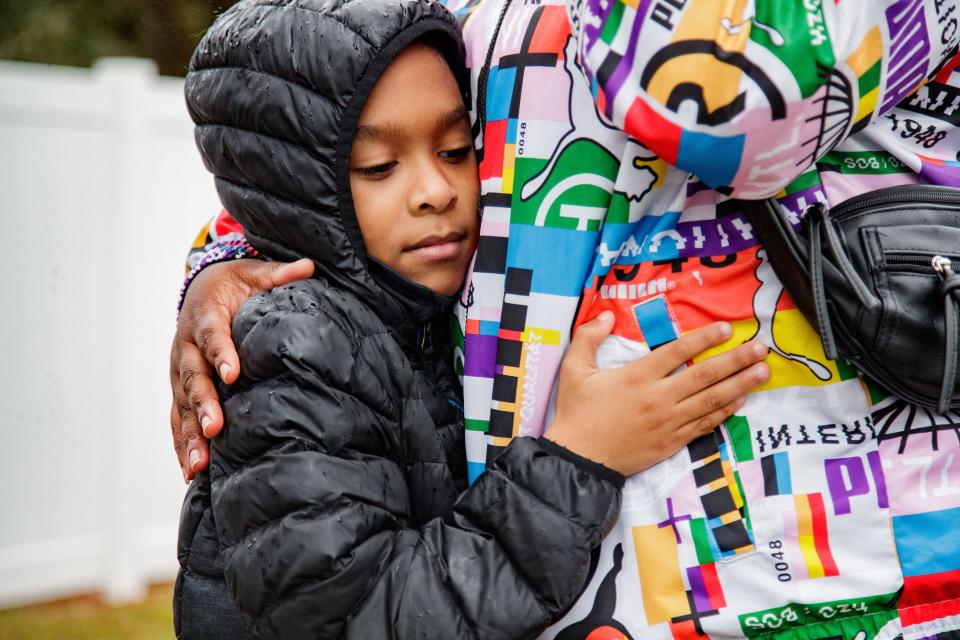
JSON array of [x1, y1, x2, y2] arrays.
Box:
[[718, 322, 732, 338], [200, 414, 213, 438], [218, 363, 231, 381], [733, 396, 747, 410], [754, 361, 771, 380], [751, 340, 769, 355], [597, 311, 614, 325], [189, 448, 202, 472]]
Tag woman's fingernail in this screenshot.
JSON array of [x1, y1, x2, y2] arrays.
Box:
[[200, 414, 213, 438], [218, 363, 231, 381], [189, 448, 202, 471]]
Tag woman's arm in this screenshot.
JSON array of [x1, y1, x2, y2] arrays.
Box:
[[210, 280, 622, 639], [569, 0, 960, 197], [170, 210, 312, 480]]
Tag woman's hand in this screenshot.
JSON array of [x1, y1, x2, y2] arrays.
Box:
[[170, 258, 314, 481], [544, 312, 770, 477]]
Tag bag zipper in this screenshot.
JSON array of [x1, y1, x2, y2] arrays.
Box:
[[886, 253, 960, 274], [830, 185, 960, 222]]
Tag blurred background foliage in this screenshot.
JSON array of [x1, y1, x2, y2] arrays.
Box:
[[0, 0, 240, 76]]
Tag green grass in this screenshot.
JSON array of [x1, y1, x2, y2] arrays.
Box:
[[0, 583, 174, 640]]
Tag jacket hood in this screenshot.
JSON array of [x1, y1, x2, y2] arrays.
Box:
[[185, 0, 468, 327]]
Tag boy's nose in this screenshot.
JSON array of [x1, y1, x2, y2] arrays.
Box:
[[411, 161, 457, 214]]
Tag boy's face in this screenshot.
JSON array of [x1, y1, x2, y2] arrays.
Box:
[[350, 43, 479, 297]]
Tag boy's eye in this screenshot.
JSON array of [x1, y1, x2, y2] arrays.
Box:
[[439, 146, 472, 161], [355, 161, 396, 177]]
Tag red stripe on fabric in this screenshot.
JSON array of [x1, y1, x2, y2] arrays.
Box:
[[900, 570, 960, 612], [498, 329, 522, 340], [479, 120, 507, 181], [900, 592, 960, 627], [624, 97, 681, 165], [808, 493, 839, 577], [936, 51, 960, 83], [668, 620, 701, 640], [700, 562, 726, 610], [528, 5, 570, 55], [213, 209, 242, 236]]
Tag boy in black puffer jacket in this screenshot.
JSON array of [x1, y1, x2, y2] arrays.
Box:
[[174, 1, 771, 638]]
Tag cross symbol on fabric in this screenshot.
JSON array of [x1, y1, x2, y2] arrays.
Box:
[[657, 497, 692, 543]]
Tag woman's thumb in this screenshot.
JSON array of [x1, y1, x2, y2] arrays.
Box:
[[269, 258, 315, 287], [566, 311, 615, 369]]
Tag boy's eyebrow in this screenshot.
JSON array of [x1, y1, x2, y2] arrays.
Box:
[[353, 106, 470, 144], [438, 106, 470, 131]]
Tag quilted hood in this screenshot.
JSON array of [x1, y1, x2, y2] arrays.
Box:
[[185, 0, 468, 325]]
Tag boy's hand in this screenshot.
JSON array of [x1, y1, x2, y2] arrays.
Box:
[[170, 258, 314, 481], [544, 313, 770, 477]]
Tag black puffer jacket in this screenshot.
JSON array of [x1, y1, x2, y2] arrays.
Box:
[[175, 1, 624, 638]]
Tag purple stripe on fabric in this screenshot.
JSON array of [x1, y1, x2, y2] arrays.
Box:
[[582, 0, 615, 53], [920, 161, 960, 187], [604, 0, 652, 108], [883, 0, 931, 112], [666, 185, 821, 259], [464, 334, 498, 378], [686, 566, 712, 613]]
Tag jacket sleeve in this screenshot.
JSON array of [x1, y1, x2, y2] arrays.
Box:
[[178, 209, 259, 312], [568, 0, 960, 198], [209, 282, 623, 640]]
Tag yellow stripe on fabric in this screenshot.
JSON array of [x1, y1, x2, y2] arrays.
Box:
[[846, 27, 883, 76], [502, 144, 516, 195], [856, 86, 879, 123], [707, 477, 727, 492], [722, 461, 744, 510], [794, 494, 825, 578], [720, 511, 740, 525], [192, 222, 211, 249], [523, 327, 562, 346], [702, 451, 721, 465], [632, 525, 690, 624]]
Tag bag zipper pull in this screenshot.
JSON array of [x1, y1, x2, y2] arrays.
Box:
[[933, 255, 954, 278]]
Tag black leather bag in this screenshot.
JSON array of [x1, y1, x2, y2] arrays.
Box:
[[740, 185, 960, 413]]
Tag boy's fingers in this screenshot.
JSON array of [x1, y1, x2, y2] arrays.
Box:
[[641, 322, 733, 378], [668, 340, 768, 400], [564, 312, 615, 372], [675, 396, 749, 444], [673, 361, 770, 426]]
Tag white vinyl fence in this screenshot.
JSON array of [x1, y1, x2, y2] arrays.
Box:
[[0, 58, 222, 608]]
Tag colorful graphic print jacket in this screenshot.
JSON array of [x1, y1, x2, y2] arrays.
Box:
[[187, 1, 960, 638]]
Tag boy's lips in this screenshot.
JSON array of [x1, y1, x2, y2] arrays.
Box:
[[405, 231, 467, 261]]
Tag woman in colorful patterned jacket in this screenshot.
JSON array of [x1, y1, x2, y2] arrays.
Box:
[[172, 1, 960, 638]]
